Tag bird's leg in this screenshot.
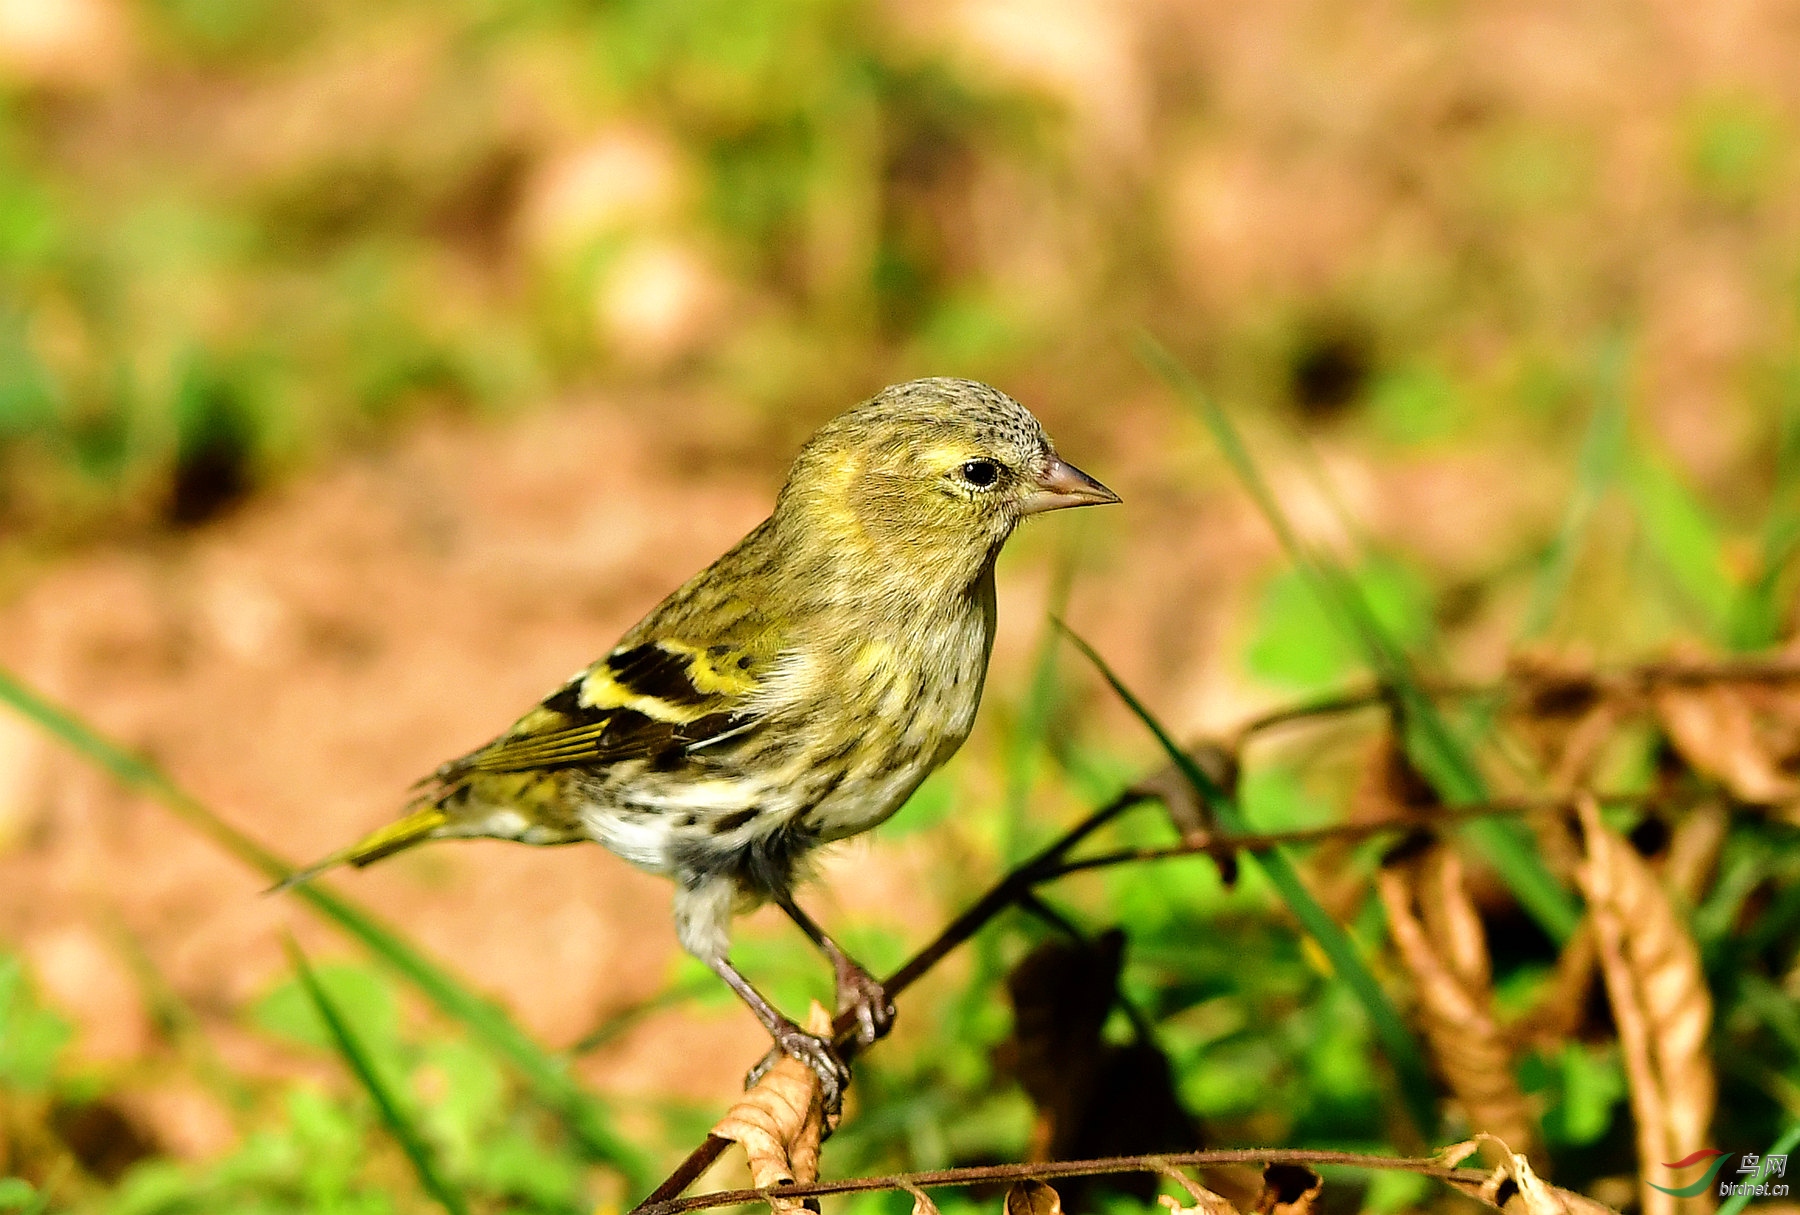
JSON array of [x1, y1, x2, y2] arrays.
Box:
[[702, 951, 850, 1113], [776, 893, 896, 1046]]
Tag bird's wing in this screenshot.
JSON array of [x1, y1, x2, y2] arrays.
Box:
[[432, 638, 768, 781]]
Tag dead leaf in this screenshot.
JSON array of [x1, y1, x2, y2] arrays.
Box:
[[1253, 1164, 1321, 1215], [1160, 1195, 1238, 1215], [1449, 1138, 1621, 1215], [1420, 842, 1490, 992], [1157, 1167, 1241, 1215], [1134, 741, 1238, 882], [1509, 654, 1606, 726], [1352, 732, 1442, 823], [1378, 847, 1537, 1155], [1660, 800, 1728, 906], [1437, 1139, 1483, 1168], [1008, 932, 1122, 1113], [1655, 682, 1800, 805], [1006, 1179, 1064, 1215], [1507, 653, 1612, 782], [902, 1185, 940, 1215], [1504, 653, 1622, 881], [1002, 929, 1200, 1209], [712, 1002, 836, 1215], [1575, 797, 1714, 1215]]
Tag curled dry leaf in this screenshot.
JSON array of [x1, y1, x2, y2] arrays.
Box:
[[1160, 1189, 1241, 1215], [1437, 1139, 1483, 1169], [712, 1001, 836, 1215], [1506, 653, 1617, 882], [903, 1185, 940, 1215], [1352, 732, 1442, 824], [1575, 797, 1714, 1215], [1005, 1179, 1064, 1215], [1134, 741, 1238, 882], [1002, 928, 1199, 1204], [1506, 653, 1611, 783], [1450, 1138, 1620, 1215], [1660, 800, 1728, 907], [1378, 847, 1537, 1156], [1253, 1164, 1321, 1215], [1420, 841, 1489, 992], [1654, 681, 1800, 806], [1157, 1167, 1241, 1215]]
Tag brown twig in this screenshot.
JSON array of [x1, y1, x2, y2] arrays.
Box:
[[1228, 687, 1393, 747], [1042, 790, 1673, 880], [1225, 679, 1518, 749], [1625, 658, 1800, 688], [635, 1148, 1493, 1215]]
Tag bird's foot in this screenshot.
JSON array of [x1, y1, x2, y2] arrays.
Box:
[[745, 1022, 851, 1117], [831, 957, 895, 1047]]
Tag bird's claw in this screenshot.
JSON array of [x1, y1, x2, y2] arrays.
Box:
[[832, 961, 895, 1046], [744, 1024, 851, 1117]]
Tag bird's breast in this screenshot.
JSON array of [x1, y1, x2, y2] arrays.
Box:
[[799, 586, 995, 841]]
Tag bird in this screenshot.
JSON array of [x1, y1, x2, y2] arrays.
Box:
[[279, 378, 1118, 1110]]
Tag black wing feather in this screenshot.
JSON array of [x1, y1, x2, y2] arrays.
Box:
[[429, 641, 759, 783]]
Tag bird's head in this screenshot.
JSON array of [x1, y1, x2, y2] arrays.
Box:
[[777, 378, 1118, 591]]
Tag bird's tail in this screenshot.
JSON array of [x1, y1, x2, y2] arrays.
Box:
[[269, 804, 449, 893]]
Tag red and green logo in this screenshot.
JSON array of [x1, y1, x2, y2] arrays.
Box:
[[1649, 1150, 1733, 1198]]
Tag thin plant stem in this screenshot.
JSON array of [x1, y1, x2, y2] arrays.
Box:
[[635, 1148, 1496, 1215]]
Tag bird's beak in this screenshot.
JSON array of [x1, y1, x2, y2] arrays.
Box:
[[1021, 455, 1121, 514]]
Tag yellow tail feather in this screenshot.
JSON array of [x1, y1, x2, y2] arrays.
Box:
[[269, 806, 448, 893]]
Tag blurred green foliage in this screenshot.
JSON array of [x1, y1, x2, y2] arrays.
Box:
[[0, 0, 1052, 544], [1245, 559, 1434, 692], [1, 958, 73, 1095], [4, 950, 597, 1213]]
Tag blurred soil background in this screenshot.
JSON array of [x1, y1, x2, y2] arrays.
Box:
[[1, 0, 1799, 1211]]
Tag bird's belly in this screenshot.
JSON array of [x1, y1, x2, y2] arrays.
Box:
[[572, 749, 841, 874], [570, 771, 792, 875]]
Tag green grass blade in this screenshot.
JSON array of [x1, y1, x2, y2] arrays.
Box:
[[1136, 333, 1307, 557], [1137, 333, 1582, 942], [1626, 452, 1737, 636], [1737, 975, 1800, 1058], [1056, 622, 1441, 1139], [0, 664, 646, 1184], [1717, 1121, 1800, 1215], [1522, 336, 1630, 640], [286, 938, 470, 1215], [1732, 389, 1800, 650]]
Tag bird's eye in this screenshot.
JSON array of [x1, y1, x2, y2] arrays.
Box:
[[960, 459, 1001, 488]]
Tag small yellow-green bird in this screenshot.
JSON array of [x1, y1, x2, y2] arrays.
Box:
[[282, 378, 1117, 1107]]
